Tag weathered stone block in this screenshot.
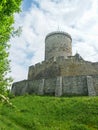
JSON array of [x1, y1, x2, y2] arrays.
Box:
[[11, 80, 28, 96], [44, 78, 56, 95], [87, 76, 96, 96], [55, 76, 62, 97], [62, 76, 88, 96]]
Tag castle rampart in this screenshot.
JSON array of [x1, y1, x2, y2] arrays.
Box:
[[28, 54, 98, 80], [12, 75, 98, 96]]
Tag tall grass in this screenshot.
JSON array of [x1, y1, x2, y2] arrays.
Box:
[[0, 95, 98, 130]]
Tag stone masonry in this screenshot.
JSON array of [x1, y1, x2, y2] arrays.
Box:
[[11, 31, 98, 96]]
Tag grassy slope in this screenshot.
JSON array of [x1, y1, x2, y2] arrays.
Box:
[[0, 95, 98, 130]]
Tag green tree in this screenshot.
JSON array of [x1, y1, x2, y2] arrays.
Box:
[[0, 0, 22, 95]]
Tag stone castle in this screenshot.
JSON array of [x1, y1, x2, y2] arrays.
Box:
[[11, 31, 98, 96]]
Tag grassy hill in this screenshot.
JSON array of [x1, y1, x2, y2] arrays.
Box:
[[0, 95, 98, 130]]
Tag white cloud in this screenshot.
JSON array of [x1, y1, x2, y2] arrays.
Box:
[[10, 0, 98, 82], [10, 62, 27, 82]]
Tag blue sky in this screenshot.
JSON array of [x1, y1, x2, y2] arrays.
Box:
[[22, 0, 40, 11], [22, 0, 32, 11], [10, 0, 98, 82]]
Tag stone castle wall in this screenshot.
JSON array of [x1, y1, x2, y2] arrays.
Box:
[[12, 75, 98, 96], [28, 56, 98, 80]]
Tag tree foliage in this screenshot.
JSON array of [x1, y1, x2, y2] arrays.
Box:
[[0, 0, 22, 95]]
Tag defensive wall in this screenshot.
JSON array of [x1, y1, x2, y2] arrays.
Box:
[[12, 75, 98, 96], [28, 55, 98, 80]]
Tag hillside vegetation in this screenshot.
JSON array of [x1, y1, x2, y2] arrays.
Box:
[[0, 95, 98, 130]]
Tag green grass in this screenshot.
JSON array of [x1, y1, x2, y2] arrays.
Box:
[[0, 95, 98, 130]]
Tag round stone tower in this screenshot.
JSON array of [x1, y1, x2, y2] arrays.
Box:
[[45, 31, 72, 61]]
